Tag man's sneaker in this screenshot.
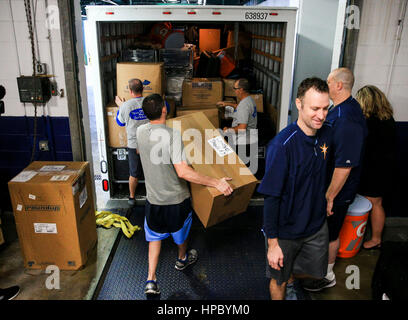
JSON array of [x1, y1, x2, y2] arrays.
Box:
[[0, 286, 20, 300], [302, 277, 336, 292], [145, 280, 160, 295], [128, 197, 136, 207], [175, 249, 198, 271]]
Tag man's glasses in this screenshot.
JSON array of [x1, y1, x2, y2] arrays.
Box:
[[233, 87, 241, 90]]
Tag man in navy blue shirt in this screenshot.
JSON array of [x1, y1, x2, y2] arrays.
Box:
[[258, 78, 331, 300], [303, 68, 367, 292]]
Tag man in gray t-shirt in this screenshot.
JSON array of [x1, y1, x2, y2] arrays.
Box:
[[218, 78, 258, 172], [115, 78, 149, 206], [136, 94, 233, 296]]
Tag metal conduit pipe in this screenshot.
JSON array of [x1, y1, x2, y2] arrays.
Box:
[[385, 0, 407, 96]]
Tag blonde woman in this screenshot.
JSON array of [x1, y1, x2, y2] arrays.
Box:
[[356, 85, 396, 250]]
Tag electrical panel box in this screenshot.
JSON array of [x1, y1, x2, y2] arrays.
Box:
[[17, 76, 51, 104]]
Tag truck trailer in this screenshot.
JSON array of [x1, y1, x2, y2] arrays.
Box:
[[84, 5, 298, 209]]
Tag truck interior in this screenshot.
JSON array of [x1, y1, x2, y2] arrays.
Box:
[[93, 20, 286, 201]]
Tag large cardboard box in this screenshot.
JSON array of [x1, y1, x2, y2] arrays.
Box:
[[117, 62, 164, 100], [238, 93, 264, 113], [223, 78, 237, 97], [182, 78, 223, 107], [106, 102, 128, 148], [177, 107, 219, 128], [166, 112, 258, 228], [8, 162, 97, 270]]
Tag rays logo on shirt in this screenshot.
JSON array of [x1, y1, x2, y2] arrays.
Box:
[[320, 143, 328, 160], [129, 108, 147, 121]]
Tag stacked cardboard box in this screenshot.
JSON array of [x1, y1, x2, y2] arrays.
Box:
[[116, 62, 164, 100], [166, 112, 258, 228], [106, 102, 127, 148], [8, 162, 97, 270], [176, 107, 219, 128], [182, 78, 223, 107], [223, 79, 237, 98]]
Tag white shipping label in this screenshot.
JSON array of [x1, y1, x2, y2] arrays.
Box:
[[10, 170, 37, 183], [50, 175, 70, 181], [207, 136, 234, 157], [39, 165, 66, 172], [28, 194, 36, 200], [16, 204, 23, 211], [79, 186, 88, 208], [34, 223, 57, 234]]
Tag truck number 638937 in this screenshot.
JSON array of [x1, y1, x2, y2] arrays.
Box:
[[244, 12, 268, 20]]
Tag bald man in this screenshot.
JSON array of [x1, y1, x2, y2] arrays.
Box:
[[303, 68, 367, 292], [115, 79, 149, 207]]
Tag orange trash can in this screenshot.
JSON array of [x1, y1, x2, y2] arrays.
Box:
[[337, 194, 372, 258]]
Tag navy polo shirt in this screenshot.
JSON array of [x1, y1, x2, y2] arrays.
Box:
[[325, 96, 367, 205], [258, 121, 332, 240]]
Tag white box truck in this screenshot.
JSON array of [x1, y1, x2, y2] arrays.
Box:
[[84, 5, 298, 209]]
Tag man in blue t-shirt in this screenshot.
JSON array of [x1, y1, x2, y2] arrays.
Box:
[[303, 68, 367, 292], [258, 78, 332, 300]]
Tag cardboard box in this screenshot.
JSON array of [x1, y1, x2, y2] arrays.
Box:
[[106, 102, 128, 148], [223, 78, 237, 97], [8, 162, 97, 270], [177, 107, 220, 128], [182, 78, 223, 107], [116, 62, 164, 100], [238, 93, 264, 113], [166, 112, 258, 228]]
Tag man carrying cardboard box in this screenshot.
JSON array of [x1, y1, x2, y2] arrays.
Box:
[[217, 78, 258, 174], [136, 94, 233, 296], [115, 79, 149, 207]]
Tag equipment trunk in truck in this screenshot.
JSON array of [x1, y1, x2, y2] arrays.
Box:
[[84, 5, 297, 209]]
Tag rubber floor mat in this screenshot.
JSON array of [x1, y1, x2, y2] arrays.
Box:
[[95, 206, 299, 300]]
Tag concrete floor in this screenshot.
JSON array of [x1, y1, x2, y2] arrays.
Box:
[[1, 206, 407, 300], [0, 208, 120, 300]]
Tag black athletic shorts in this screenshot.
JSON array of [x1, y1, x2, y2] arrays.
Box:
[[327, 202, 350, 242], [145, 197, 192, 234], [265, 220, 329, 285], [128, 148, 144, 179]]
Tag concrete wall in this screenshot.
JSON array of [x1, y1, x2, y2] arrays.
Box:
[[0, 0, 72, 209], [0, 0, 68, 117], [353, 0, 408, 122], [290, 0, 341, 121]]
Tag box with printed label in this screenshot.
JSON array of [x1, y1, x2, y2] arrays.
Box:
[[182, 78, 223, 107], [116, 62, 164, 100], [8, 161, 97, 270], [166, 112, 258, 228], [223, 78, 237, 97]]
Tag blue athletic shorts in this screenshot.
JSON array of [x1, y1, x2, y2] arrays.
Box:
[[144, 212, 192, 245]]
